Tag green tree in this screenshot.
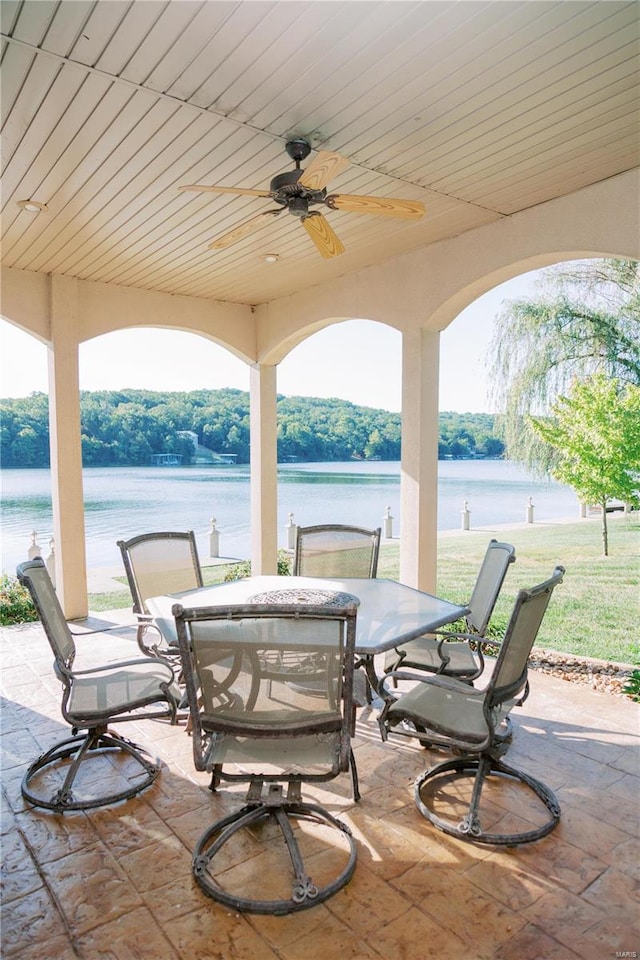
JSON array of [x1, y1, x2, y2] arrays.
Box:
[[490, 258, 640, 474], [364, 427, 383, 459], [531, 375, 640, 556], [2, 387, 501, 467]]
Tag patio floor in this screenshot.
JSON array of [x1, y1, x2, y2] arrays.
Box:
[[1, 615, 638, 960]]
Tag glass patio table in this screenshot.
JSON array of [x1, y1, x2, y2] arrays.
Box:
[[147, 575, 469, 698]]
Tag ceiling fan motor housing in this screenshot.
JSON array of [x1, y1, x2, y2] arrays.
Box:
[[270, 169, 327, 215], [288, 196, 309, 218]]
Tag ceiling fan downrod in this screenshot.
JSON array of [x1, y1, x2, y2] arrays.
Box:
[[270, 141, 324, 215], [285, 139, 312, 167]]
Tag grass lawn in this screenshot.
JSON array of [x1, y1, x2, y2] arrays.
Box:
[[87, 513, 638, 665], [87, 563, 239, 613], [379, 514, 639, 664]]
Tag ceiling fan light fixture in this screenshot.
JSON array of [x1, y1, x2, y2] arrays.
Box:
[[17, 199, 47, 213], [288, 196, 309, 218]]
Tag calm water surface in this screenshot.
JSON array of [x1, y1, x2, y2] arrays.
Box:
[[1, 460, 578, 574]]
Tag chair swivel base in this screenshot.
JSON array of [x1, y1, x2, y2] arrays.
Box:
[[21, 726, 161, 812], [415, 754, 560, 846], [192, 782, 357, 914]]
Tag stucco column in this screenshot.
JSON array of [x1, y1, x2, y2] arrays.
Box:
[[47, 275, 88, 618], [400, 328, 440, 591], [249, 362, 278, 573]]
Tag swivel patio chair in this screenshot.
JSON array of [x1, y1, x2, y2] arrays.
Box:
[[173, 597, 359, 914], [293, 523, 380, 706], [384, 539, 516, 683], [117, 530, 203, 660], [293, 523, 381, 578], [17, 559, 180, 812], [378, 566, 565, 845]]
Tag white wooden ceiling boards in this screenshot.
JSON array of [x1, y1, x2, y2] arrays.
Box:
[[1, 1, 638, 305]]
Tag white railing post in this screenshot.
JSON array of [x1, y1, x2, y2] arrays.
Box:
[[28, 530, 42, 560], [383, 506, 394, 539], [286, 512, 298, 550], [46, 538, 56, 586], [461, 500, 470, 531], [526, 497, 535, 523], [209, 518, 220, 558]]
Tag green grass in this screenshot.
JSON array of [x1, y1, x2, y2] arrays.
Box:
[[86, 516, 638, 664], [87, 564, 243, 613], [378, 515, 639, 664]]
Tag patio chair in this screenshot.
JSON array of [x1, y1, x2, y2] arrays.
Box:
[[173, 598, 359, 914], [16, 559, 180, 812], [293, 523, 380, 706], [293, 523, 381, 578], [384, 539, 516, 683], [378, 566, 565, 845], [117, 530, 203, 660]]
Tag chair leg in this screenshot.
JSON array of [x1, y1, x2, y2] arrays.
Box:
[[414, 754, 560, 845], [21, 727, 161, 812], [192, 782, 357, 914], [462, 754, 491, 838], [349, 747, 360, 802], [208, 764, 222, 792]]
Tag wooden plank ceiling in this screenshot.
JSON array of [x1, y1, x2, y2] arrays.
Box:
[[1, 0, 638, 306]]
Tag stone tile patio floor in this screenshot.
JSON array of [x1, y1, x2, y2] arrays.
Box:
[[1, 615, 638, 960]]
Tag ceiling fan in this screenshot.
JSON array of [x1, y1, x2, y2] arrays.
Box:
[[178, 139, 426, 259]]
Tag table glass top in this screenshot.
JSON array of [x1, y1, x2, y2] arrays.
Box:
[[147, 576, 468, 655]]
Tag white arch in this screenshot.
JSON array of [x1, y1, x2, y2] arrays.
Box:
[[0, 270, 257, 363]]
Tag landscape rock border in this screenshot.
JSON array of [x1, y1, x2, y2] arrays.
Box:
[[529, 647, 634, 697]]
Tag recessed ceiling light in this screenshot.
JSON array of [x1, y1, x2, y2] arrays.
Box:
[[263, 253, 280, 263], [17, 199, 47, 213]]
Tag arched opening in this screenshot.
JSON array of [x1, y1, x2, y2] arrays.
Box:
[[434, 256, 637, 534], [0, 322, 253, 577], [275, 318, 402, 545]]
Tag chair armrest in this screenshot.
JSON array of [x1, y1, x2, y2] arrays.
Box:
[[435, 627, 502, 650], [72, 656, 176, 679], [433, 629, 477, 642], [69, 621, 140, 636], [433, 631, 485, 677], [379, 668, 477, 699]]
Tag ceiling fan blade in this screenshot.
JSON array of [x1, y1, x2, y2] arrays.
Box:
[[325, 193, 426, 220], [327, 193, 425, 220], [179, 184, 272, 197], [208, 210, 281, 250], [298, 151, 350, 191], [301, 213, 345, 259]]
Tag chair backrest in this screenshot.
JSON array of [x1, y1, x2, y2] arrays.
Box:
[[174, 602, 358, 779], [117, 530, 203, 614], [488, 566, 565, 707], [293, 524, 381, 578], [16, 559, 76, 673], [466, 539, 516, 635]]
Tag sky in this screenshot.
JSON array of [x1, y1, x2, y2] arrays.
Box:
[[0, 271, 542, 413]]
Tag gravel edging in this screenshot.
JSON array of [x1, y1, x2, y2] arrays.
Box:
[[528, 647, 635, 697]]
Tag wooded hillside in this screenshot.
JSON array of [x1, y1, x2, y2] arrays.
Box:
[[0, 389, 504, 467]]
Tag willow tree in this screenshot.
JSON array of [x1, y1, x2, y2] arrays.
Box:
[[489, 258, 640, 474]]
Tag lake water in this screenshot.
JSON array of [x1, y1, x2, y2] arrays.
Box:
[[1, 460, 578, 575]]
